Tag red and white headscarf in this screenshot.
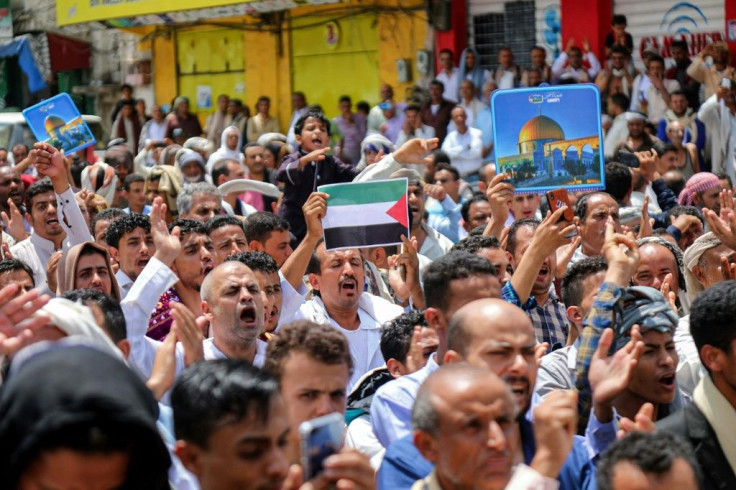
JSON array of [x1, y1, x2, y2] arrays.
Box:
[[678, 172, 721, 206]]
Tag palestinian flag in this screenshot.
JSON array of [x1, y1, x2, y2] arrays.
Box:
[[318, 178, 409, 250]]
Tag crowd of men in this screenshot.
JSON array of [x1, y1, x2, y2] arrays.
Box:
[[0, 14, 735, 490]]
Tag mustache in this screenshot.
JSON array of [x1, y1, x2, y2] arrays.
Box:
[[338, 275, 359, 287]]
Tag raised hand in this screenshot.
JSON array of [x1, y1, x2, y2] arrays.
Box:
[[151, 197, 180, 266], [303, 192, 328, 241], [638, 194, 653, 239], [531, 390, 578, 479], [171, 302, 204, 366], [703, 208, 736, 251], [1, 198, 28, 242], [483, 173, 514, 237], [0, 284, 51, 357], [298, 148, 331, 170], [602, 223, 639, 285], [555, 234, 581, 279], [617, 402, 655, 439], [590, 327, 644, 423], [146, 329, 178, 400], [393, 137, 439, 165], [387, 235, 423, 309]]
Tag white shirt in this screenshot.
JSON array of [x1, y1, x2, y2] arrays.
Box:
[[395, 124, 436, 147], [11, 187, 93, 292], [674, 315, 703, 398], [441, 127, 484, 177], [448, 98, 485, 130], [630, 75, 681, 124], [604, 113, 628, 159], [436, 67, 459, 103], [286, 293, 403, 392], [202, 337, 267, 367], [115, 270, 134, 300]]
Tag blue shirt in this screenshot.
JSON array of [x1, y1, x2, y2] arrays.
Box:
[[473, 105, 494, 163], [123, 204, 152, 215], [370, 354, 440, 448], [378, 418, 596, 490], [425, 196, 465, 243]]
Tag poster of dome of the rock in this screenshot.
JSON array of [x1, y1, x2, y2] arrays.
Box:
[[491, 84, 605, 194], [22, 93, 96, 155]]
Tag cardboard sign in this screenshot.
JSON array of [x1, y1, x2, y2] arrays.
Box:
[[491, 84, 605, 194]]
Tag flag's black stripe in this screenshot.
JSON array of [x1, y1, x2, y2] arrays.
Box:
[[324, 223, 408, 249]]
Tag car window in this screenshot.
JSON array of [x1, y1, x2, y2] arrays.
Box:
[[0, 123, 12, 149], [86, 122, 108, 151]]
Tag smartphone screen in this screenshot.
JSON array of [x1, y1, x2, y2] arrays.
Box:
[[300, 413, 344, 480], [617, 150, 640, 168]]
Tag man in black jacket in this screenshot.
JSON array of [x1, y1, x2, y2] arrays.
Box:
[[657, 280, 736, 489]]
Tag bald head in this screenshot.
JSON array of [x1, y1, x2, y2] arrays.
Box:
[[201, 261, 254, 302], [446, 298, 537, 414], [413, 363, 514, 435], [448, 299, 533, 356], [412, 363, 517, 488]]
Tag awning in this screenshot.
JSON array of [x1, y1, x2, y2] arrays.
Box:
[[0, 35, 46, 92], [57, 0, 341, 31], [47, 33, 91, 72]]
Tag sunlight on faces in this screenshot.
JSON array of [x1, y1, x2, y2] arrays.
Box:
[[0, 269, 34, 297], [203, 262, 263, 347], [633, 243, 679, 290], [180, 395, 291, 490], [186, 195, 222, 222], [420, 373, 516, 490], [627, 330, 677, 406], [244, 146, 266, 174], [126, 181, 147, 211], [210, 225, 248, 264], [0, 167, 23, 207], [693, 187, 721, 214], [75, 252, 112, 295], [694, 244, 736, 289], [449, 301, 537, 414], [509, 194, 539, 219], [253, 230, 292, 268], [296, 117, 327, 152], [475, 247, 512, 285], [512, 225, 555, 295], [465, 200, 492, 231], [112, 227, 153, 281], [408, 185, 425, 230], [253, 270, 281, 333], [579, 194, 620, 256], [279, 352, 350, 461], [310, 244, 365, 312], [29, 191, 62, 240], [173, 233, 215, 292]]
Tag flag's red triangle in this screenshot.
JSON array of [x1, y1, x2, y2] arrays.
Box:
[[386, 192, 409, 228]]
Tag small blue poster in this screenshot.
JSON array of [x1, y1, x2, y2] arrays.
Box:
[[491, 84, 605, 194], [22, 93, 96, 155]]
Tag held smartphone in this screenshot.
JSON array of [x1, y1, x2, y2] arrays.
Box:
[[617, 150, 640, 168], [721, 77, 732, 90], [546, 188, 577, 237], [300, 412, 345, 481]]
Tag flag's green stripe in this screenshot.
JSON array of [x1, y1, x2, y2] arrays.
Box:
[[319, 179, 406, 206], [323, 222, 408, 250]]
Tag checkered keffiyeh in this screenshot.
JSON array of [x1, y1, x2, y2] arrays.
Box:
[[678, 172, 721, 206]]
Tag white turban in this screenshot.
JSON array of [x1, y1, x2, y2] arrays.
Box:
[[682, 232, 722, 302]]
